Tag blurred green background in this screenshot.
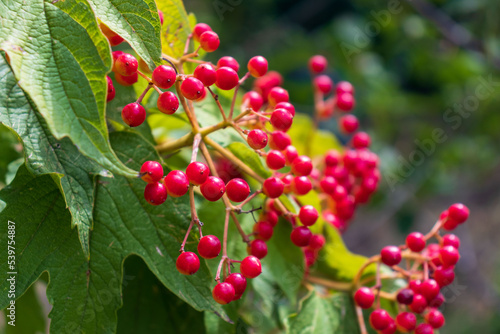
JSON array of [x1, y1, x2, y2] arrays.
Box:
[[187, 0, 500, 332]]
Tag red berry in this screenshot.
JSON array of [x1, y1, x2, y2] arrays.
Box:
[[396, 312, 416, 332], [247, 56, 268, 77], [442, 234, 460, 249], [283, 145, 299, 165], [192, 23, 212, 42], [100, 24, 124, 46], [253, 71, 283, 102], [152, 65, 176, 89], [369, 309, 391, 331], [308, 55, 327, 73], [352, 131, 371, 149], [240, 256, 262, 278], [262, 210, 279, 227], [262, 177, 284, 198], [106, 76, 115, 102], [181, 77, 205, 100], [290, 226, 312, 247], [410, 294, 428, 313], [325, 150, 341, 166], [380, 320, 397, 334], [115, 72, 138, 86], [158, 10, 164, 25], [291, 176, 312, 196], [157, 91, 179, 114], [242, 91, 263, 111], [314, 74, 333, 94], [112, 50, 124, 72], [140, 161, 163, 183], [199, 31, 220, 52], [434, 266, 455, 287], [448, 203, 469, 224], [409, 279, 422, 294], [198, 235, 221, 259], [275, 102, 296, 117], [247, 239, 268, 259], [200, 176, 226, 201], [336, 92, 355, 111], [144, 182, 167, 205], [115, 53, 138, 76], [212, 282, 235, 304], [247, 129, 268, 149], [425, 309, 445, 328], [268, 87, 289, 107], [354, 287, 374, 309], [164, 170, 189, 197], [268, 131, 291, 150], [309, 234, 325, 250], [122, 103, 146, 127], [396, 288, 414, 305], [439, 245, 459, 267], [299, 205, 318, 226], [217, 56, 239, 72], [406, 232, 426, 252], [193, 63, 217, 86], [415, 323, 434, 334], [429, 293, 445, 308], [380, 246, 402, 266], [186, 161, 209, 186], [339, 115, 359, 134], [226, 178, 250, 202], [215, 66, 239, 90], [291, 156, 313, 176], [336, 81, 354, 95], [319, 176, 337, 194], [224, 273, 247, 300], [270, 109, 293, 132], [266, 150, 286, 170], [421, 279, 440, 302], [176, 251, 200, 275], [253, 221, 274, 241]]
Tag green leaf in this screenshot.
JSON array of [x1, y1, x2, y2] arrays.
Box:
[[0, 1, 136, 177], [88, 0, 162, 70], [0, 125, 21, 188], [157, 0, 192, 59], [226, 142, 272, 179]]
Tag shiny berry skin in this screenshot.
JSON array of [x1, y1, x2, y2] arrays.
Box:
[[291, 156, 313, 176], [410, 294, 428, 313], [268, 87, 289, 106], [217, 56, 239, 72], [409, 279, 422, 294], [253, 221, 273, 241], [415, 323, 434, 334], [448, 203, 469, 224], [180, 77, 205, 100], [283, 145, 299, 165], [157, 91, 179, 114], [242, 91, 263, 111], [275, 102, 295, 117], [193, 63, 217, 86], [396, 288, 414, 305], [215, 66, 239, 90], [439, 245, 460, 267], [396, 312, 416, 332], [270, 109, 293, 131], [290, 226, 312, 247], [299, 205, 318, 226], [115, 53, 138, 76], [421, 279, 440, 302], [434, 266, 455, 287], [314, 74, 333, 94], [111, 50, 124, 72], [152, 65, 176, 89], [200, 176, 226, 201], [339, 115, 359, 134], [247, 129, 268, 149], [122, 103, 146, 127], [369, 309, 391, 331], [352, 131, 371, 148], [354, 287, 374, 309], [325, 150, 341, 166], [268, 131, 291, 150], [144, 182, 167, 205], [425, 309, 445, 328], [185, 162, 209, 186], [115, 72, 138, 86], [442, 234, 460, 249], [226, 178, 250, 202], [309, 234, 325, 250], [212, 282, 235, 305], [140, 161, 163, 183], [158, 9, 164, 25], [192, 23, 212, 42], [240, 255, 262, 278], [380, 320, 397, 334], [308, 55, 327, 73], [319, 176, 337, 194], [336, 81, 354, 95], [176, 251, 200, 275], [106, 76, 115, 102], [429, 293, 445, 308], [224, 273, 247, 300], [291, 176, 312, 196], [406, 232, 426, 252], [248, 56, 268, 77], [164, 170, 189, 197], [266, 150, 286, 170], [262, 177, 284, 198], [199, 31, 220, 52], [336, 92, 355, 111], [197, 235, 221, 259], [380, 245, 402, 266], [247, 239, 268, 259], [263, 210, 279, 227]]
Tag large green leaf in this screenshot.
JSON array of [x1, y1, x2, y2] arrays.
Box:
[[226, 142, 272, 179], [0, 0, 136, 177], [157, 0, 192, 59], [0, 125, 21, 188], [88, 0, 162, 71]]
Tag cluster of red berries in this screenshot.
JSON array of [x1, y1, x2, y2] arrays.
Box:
[[354, 203, 469, 334]]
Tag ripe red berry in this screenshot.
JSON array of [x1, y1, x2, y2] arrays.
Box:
[[319, 176, 337, 194], [247, 129, 268, 149], [339, 115, 359, 134], [115, 53, 138, 76], [396, 312, 416, 332], [396, 288, 414, 305], [144, 182, 167, 205], [106, 76, 115, 102], [442, 234, 460, 249], [406, 232, 426, 252], [240, 256, 262, 278], [415, 323, 434, 334], [186, 161, 209, 186], [369, 309, 391, 331], [198, 235, 221, 259], [290, 226, 312, 247], [115, 72, 138, 86], [192, 23, 212, 42], [247, 239, 268, 259], [434, 266, 455, 287], [176, 251, 200, 275], [181, 77, 205, 100], [157, 91, 179, 114], [336, 81, 354, 95], [217, 56, 239, 72], [336, 92, 355, 111], [101, 24, 124, 46], [410, 294, 428, 313], [291, 176, 312, 196], [158, 10, 164, 25], [308, 55, 327, 73], [283, 145, 299, 165], [275, 102, 296, 116], [380, 246, 402, 266], [448, 203, 469, 224], [215, 66, 239, 90], [324, 150, 341, 166], [253, 221, 274, 241], [112, 50, 124, 72], [268, 131, 291, 150], [352, 131, 371, 149], [266, 150, 286, 170], [262, 177, 284, 198], [212, 282, 235, 304], [225, 178, 250, 202], [122, 103, 146, 127], [199, 31, 220, 52], [439, 245, 459, 267], [299, 205, 318, 226], [270, 108, 293, 132], [224, 273, 247, 300], [152, 65, 176, 89], [262, 210, 279, 227], [247, 56, 268, 77], [354, 287, 374, 309], [420, 279, 440, 302], [194, 63, 217, 86], [164, 170, 189, 197], [314, 74, 333, 94], [242, 91, 263, 111], [291, 156, 313, 176], [309, 234, 325, 250], [380, 320, 397, 334], [200, 176, 226, 201], [425, 309, 445, 328], [140, 161, 163, 183], [268, 87, 289, 107], [429, 293, 445, 308]]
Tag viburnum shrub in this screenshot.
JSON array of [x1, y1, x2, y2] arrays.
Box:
[[0, 1, 469, 333]]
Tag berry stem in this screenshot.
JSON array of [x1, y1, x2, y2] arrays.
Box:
[[175, 80, 200, 131], [356, 305, 368, 334], [179, 219, 195, 253], [233, 190, 262, 213], [305, 276, 352, 291], [161, 54, 180, 66], [191, 133, 202, 163], [207, 87, 228, 122], [424, 219, 443, 240], [228, 72, 250, 120], [135, 83, 153, 104], [183, 34, 192, 55]]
